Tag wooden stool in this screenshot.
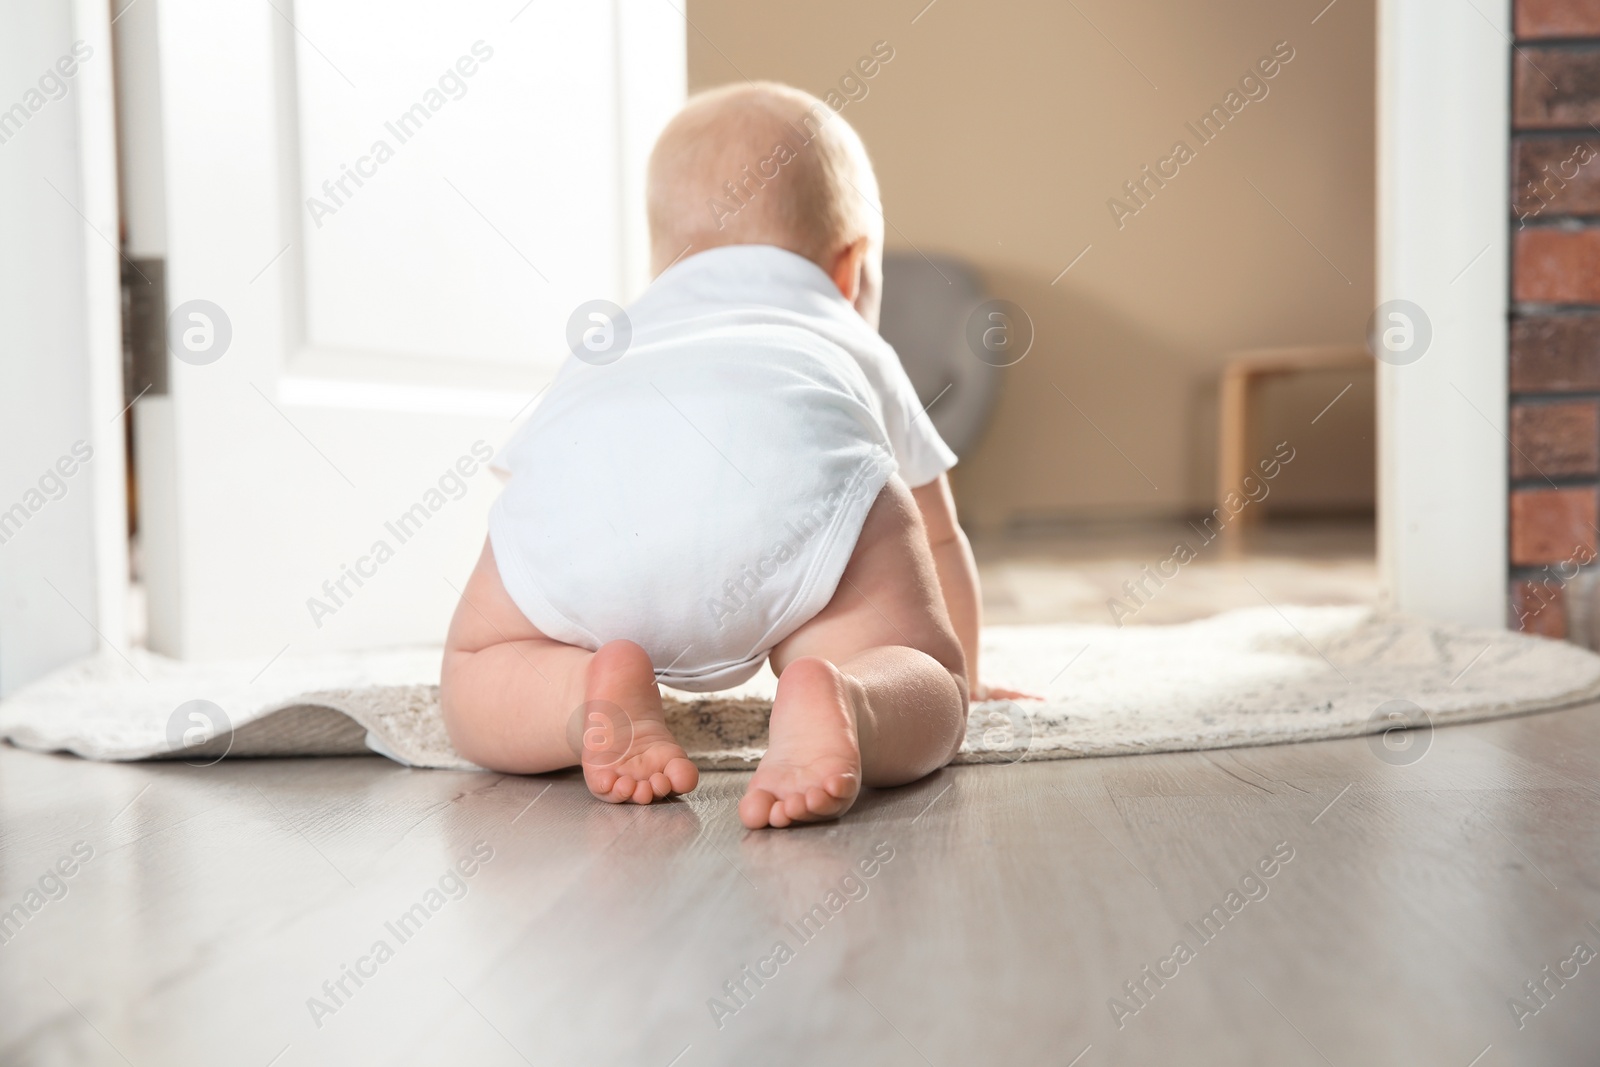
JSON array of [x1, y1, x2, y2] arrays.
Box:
[[1217, 346, 1372, 540]]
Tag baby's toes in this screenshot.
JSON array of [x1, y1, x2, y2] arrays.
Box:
[[767, 799, 793, 829], [649, 771, 673, 798], [769, 783, 852, 824], [739, 788, 779, 829], [585, 766, 617, 799], [665, 757, 698, 794], [806, 786, 846, 818], [783, 791, 814, 823], [824, 773, 858, 801]]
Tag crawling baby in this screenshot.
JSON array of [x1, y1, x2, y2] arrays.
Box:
[[441, 82, 1008, 829]]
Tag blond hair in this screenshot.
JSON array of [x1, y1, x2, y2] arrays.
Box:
[[646, 81, 882, 274]]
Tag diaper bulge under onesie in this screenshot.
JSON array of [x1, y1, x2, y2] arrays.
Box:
[[488, 321, 898, 692]]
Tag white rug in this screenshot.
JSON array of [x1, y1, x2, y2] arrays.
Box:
[[3, 606, 1598, 771]]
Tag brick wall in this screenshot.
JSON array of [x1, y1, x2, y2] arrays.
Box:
[[1510, 0, 1600, 638]]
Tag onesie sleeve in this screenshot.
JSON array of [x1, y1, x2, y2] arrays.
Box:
[[862, 336, 958, 488]]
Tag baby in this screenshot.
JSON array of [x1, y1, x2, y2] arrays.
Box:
[[441, 81, 1007, 829]]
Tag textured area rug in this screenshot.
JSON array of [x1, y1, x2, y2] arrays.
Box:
[[3, 606, 1598, 770]]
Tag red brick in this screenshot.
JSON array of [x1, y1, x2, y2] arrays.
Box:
[[1517, 0, 1600, 38], [1510, 486, 1598, 564], [1514, 47, 1600, 128], [1510, 578, 1569, 638], [1512, 315, 1600, 390], [1514, 228, 1600, 303], [1510, 400, 1600, 478], [1513, 137, 1600, 219]]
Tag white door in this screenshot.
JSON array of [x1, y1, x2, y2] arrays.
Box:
[[124, 0, 684, 660]]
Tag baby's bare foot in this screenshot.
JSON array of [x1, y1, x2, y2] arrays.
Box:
[[740, 656, 863, 829], [580, 641, 698, 804]]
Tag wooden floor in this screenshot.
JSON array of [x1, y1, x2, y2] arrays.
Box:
[[3, 697, 1598, 1066], [973, 517, 1378, 627]]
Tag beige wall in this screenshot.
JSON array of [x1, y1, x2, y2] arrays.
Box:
[[688, 0, 1375, 529]]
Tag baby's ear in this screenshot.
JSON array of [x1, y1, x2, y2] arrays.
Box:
[[828, 238, 869, 303]]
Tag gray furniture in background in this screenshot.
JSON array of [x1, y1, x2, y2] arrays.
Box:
[[877, 251, 1000, 459]]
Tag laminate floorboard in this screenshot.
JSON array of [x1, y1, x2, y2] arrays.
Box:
[[2, 700, 1597, 1066]]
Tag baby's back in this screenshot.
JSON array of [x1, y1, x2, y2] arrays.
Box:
[[489, 316, 896, 691]]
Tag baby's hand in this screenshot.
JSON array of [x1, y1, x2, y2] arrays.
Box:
[[971, 682, 1044, 702]]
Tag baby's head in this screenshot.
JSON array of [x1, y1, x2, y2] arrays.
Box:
[[647, 81, 885, 325]]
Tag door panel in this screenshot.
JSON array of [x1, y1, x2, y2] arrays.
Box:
[[293, 2, 624, 368], [132, 0, 683, 659]]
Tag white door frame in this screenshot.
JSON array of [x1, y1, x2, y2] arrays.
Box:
[[0, 0, 127, 695], [1376, 0, 1509, 628]]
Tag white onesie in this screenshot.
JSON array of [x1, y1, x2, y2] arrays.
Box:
[[488, 245, 957, 691]]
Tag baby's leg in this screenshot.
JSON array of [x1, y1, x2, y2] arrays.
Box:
[[740, 479, 969, 829], [440, 540, 698, 803]]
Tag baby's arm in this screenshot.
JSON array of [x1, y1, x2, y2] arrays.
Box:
[[909, 474, 984, 695], [910, 474, 1039, 701]]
